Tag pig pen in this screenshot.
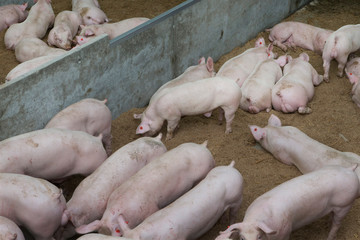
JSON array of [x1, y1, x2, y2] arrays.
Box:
[[1, 0, 360, 240]]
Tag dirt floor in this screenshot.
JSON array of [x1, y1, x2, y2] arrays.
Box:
[[5, 0, 360, 239]]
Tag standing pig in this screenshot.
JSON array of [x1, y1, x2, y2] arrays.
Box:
[[0, 128, 107, 182], [72, 0, 108, 25], [0, 216, 25, 240], [0, 3, 28, 32], [15, 37, 66, 63], [45, 98, 112, 155], [75, 141, 215, 236], [266, 21, 333, 54], [215, 166, 359, 240], [61, 134, 167, 239], [345, 57, 360, 108], [216, 37, 276, 87], [322, 24, 360, 82], [0, 173, 68, 240], [4, 0, 55, 50], [79, 17, 150, 39], [47, 10, 82, 49], [272, 53, 323, 114], [239, 56, 287, 113], [136, 76, 242, 140], [120, 161, 243, 240], [249, 114, 360, 184]]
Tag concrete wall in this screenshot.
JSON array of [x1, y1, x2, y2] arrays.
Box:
[[0, 0, 311, 140]]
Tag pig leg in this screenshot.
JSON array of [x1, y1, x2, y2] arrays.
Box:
[[166, 117, 181, 140], [273, 40, 288, 51], [229, 200, 242, 224], [218, 108, 224, 125], [102, 133, 112, 156], [223, 107, 236, 134], [327, 206, 352, 240], [298, 106, 312, 114], [323, 60, 331, 82], [336, 55, 348, 78]]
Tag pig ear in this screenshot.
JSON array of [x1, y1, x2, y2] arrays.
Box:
[[299, 53, 309, 62], [255, 37, 265, 47], [275, 55, 288, 67], [266, 43, 273, 53], [287, 55, 293, 62], [257, 221, 276, 235], [76, 220, 102, 234], [268, 114, 282, 127], [133, 113, 143, 119], [85, 29, 95, 36], [117, 214, 131, 235], [5, 233, 17, 240], [249, 125, 266, 141], [206, 57, 214, 72], [198, 57, 205, 64], [20, 2, 28, 11], [136, 122, 151, 134]]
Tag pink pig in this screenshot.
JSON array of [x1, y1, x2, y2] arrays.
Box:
[[136, 76, 242, 140], [72, 0, 108, 26], [0, 3, 28, 32], [0, 173, 68, 240], [0, 216, 25, 240], [239, 56, 287, 113], [216, 37, 276, 87], [0, 128, 107, 182], [79, 17, 150, 39], [15, 37, 66, 63], [249, 114, 360, 185], [4, 0, 55, 50], [215, 166, 359, 240], [120, 161, 243, 240], [322, 24, 360, 82], [266, 21, 333, 54], [271, 53, 323, 114], [61, 134, 166, 239], [345, 57, 360, 108], [77, 234, 133, 240], [75, 141, 215, 237], [47, 10, 82, 49], [45, 98, 112, 155]]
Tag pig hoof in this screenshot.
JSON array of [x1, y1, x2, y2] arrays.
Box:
[[337, 72, 344, 78], [225, 129, 233, 134], [298, 107, 312, 114]]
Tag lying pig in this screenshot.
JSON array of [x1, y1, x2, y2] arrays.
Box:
[[62, 134, 166, 239], [249, 114, 360, 184], [76, 141, 215, 236], [0, 173, 68, 240], [0, 3, 28, 32], [15, 37, 66, 63], [133, 56, 215, 119], [45, 98, 112, 155], [0, 128, 107, 182], [266, 21, 333, 54], [72, 0, 108, 25], [240, 56, 287, 113], [272, 53, 323, 114], [215, 166, 359, 240], [322, 24, 360, 82], [0, 216, 25, 240], [77, 234, 133, 240], [136, 76, 242, 140], [79, 17, 150, 39], [48, 10, 82, 49], [216, 37, 276, 87], [5, 55, 57, 82], [120, 161, 243, 240], [345, 57, 360, 108], [4, 0, 55, 50]]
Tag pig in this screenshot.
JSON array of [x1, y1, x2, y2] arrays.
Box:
[[249, 114, 360, 186], [61, 134, 167, 239], [216, 37, 276, 87], [0, 128, 108, 182], [133, 56, 215, 119], [0, 173, 68, 240], [120, 161, 243, 240], [4, 0, 55, 50], [77, 234, 132, 240], [0, 3, 28, 32], [345, 56, 360, 108], [271, 53, 323, 114], [72, 0, 108, 26], [15, 37, 66, 63], [75, 141, 215, 237], [0, 216, 25, 240], [215, 166, 359, 240], [5, 55, 57, 82], [45, 98, 112, 155], [239, 56, 287, 113], [47, 10, 82, 49], [136, 76, 242, 140], [322, 24, 360, 82], [266, 21, 333, 54], [79, 17, 150, 39]]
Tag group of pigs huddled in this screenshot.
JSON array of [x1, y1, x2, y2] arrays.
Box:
[[0, 0, 149, 82]]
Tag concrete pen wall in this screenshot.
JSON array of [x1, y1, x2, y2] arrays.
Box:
[[0, 0, 310, 140]]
